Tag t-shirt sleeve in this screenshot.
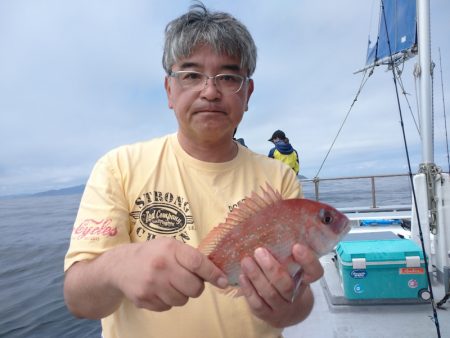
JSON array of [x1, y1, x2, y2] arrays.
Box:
[[64, 152, 131, 272], [281, 166, 303, 199]]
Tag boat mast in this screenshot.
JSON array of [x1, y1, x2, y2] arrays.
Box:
[[417, 0, 434, 165], [414, 0, 450, 289], [416, 0, 439, 238]]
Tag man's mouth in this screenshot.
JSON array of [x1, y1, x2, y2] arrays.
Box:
[[194, 109, 226, 115]]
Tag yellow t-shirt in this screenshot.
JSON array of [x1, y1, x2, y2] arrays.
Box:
[[64, 133, 302, 338]]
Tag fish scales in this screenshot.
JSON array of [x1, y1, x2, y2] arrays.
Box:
[[198, 184, 350, 292], [209, 201, 296, 268]]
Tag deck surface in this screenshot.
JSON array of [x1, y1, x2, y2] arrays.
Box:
[[282, 238, 449, 338]]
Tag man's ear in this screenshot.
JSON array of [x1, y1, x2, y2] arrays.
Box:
[[164, 76, 174, 109], [245, 79, 254, 111]]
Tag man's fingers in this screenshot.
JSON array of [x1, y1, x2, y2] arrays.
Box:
[[253, 247, 294, 303], [174, 243, 228, 289], [292, 244, 323, 284]]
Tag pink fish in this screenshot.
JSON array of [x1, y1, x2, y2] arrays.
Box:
[[198, 184, 351, 291]]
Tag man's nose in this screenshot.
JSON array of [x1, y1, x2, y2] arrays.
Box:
[[201, 77, 221, 97]]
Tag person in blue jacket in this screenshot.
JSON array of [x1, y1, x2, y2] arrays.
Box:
[[268, 130, 300, 175], [233, 128, 248, 147]]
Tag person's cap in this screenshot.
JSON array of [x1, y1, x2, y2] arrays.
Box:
[[268, 130, 286, 142]]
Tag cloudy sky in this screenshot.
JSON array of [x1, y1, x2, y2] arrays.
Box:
[[1, 0, 449, 196]]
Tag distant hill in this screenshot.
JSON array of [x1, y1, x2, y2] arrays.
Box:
[[25, 176, 307, 198], [33, 185, 86, 197], [33, 177, 309, 197]]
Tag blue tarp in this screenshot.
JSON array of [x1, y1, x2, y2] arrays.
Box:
[[366, 0, 416, 66]]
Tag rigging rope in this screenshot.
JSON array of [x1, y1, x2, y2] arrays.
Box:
[[435, 48, 450, 308], [380, 1, 441, 336], [394, 63, 421, 135], [438, 48, 450, 173], [313, 69, 373, 178]]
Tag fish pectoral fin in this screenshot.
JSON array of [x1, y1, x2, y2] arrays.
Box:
[[198, 222, 234, 255]]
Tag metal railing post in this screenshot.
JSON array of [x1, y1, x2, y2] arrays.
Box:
[[371, 176, 377, 208], [313, 177, 320, 201]]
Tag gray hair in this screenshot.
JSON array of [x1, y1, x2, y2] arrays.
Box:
[[162, 2, 257, 77]]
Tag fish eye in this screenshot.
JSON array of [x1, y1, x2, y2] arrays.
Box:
[[321, 210, 334, 224]]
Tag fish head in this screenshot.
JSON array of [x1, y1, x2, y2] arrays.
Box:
[[288, 199, 351, 256], [317, 203, 350, 236]]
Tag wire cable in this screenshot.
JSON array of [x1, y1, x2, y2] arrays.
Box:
[[394, 64, 421, 135], [314, 69, 373, 178], [437, 48, 450, 173], [380, 1, 441, 336]]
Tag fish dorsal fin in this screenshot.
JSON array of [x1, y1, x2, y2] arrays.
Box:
[[262, 182, 282, 203], [236, 183, 282, 216], [198, 183, 281, 255]]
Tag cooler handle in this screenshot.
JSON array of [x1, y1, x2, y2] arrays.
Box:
[[352, 258, 367, 269], [406, 256, 421, 267]]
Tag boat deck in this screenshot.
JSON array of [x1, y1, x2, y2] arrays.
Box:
[[283, 255, 449, 338], [282, 226, 450, 338]]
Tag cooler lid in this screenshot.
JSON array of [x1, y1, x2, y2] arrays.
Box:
[[336, 238, 425, 263]]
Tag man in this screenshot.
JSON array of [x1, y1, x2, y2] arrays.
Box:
[[268, 130, 300, 175], [64, 3, 323, 338]]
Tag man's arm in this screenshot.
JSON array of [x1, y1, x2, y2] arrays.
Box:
[[64, 247, 126, 319], [64, 237, 229, 319]]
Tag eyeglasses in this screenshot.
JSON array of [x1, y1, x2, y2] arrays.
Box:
[[169, 71, 248, 95]]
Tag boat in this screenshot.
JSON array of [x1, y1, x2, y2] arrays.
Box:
[[283, 1, 450, 337]]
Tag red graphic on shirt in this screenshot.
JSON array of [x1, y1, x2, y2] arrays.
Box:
[[73, 218, 118, 240]]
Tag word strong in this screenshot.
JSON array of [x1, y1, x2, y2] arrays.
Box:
[[132, 190, 194, 241]]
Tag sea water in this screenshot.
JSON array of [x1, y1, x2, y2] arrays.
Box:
[[0, 194, 101, 338], [300, 175, 412, 208], [0, 176, 412, 337]]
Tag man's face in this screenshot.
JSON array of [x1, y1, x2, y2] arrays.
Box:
[[165, 45, 254, 144]]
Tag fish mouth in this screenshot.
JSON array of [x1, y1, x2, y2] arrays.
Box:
[[342, 218, 352, 235]]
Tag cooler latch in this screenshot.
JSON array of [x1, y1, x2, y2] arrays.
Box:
[[352, 258, 367, 269], [406, 256, 421, 267]]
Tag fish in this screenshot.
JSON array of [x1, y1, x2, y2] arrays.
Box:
[[198, 184, 351, 294]]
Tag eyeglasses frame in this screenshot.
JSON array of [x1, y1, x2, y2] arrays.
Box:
[[169, 70, 249, 94]]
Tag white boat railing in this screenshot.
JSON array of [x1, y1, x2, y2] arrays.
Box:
[[300, 173, 412, 218]]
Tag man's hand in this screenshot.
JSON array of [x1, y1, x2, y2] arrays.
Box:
[[238, 243, 323, 328], [64, 237, 228, 318], [113, 237, 228, 311]]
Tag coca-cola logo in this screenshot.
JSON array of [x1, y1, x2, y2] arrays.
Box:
[[139, 203, 187, 234], [73, 218, 118, 240]]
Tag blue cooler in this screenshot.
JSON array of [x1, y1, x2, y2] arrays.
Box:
[[336, 234, 429, 300]]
